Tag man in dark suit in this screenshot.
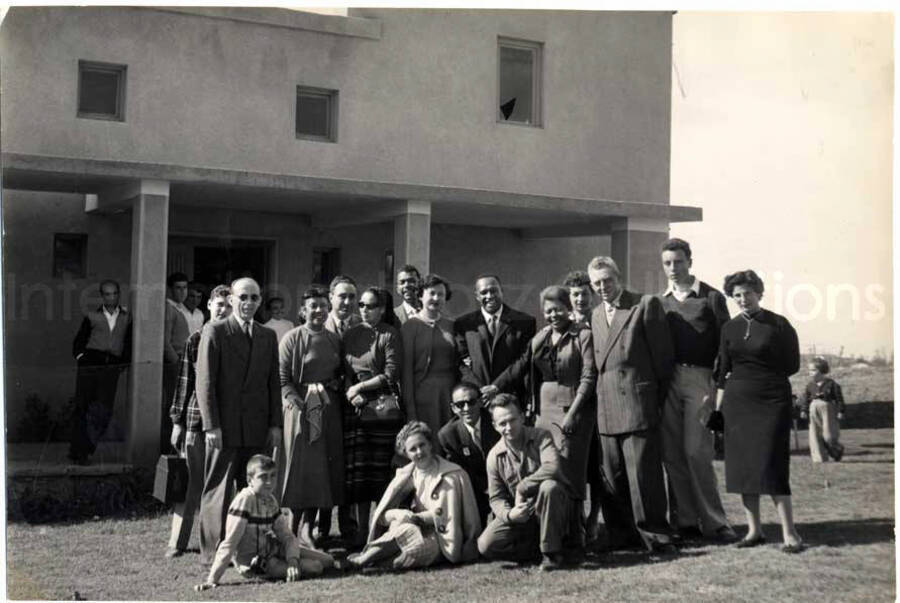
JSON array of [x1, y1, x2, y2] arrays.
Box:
[[68, 279, 132, 465], [196, 277, 281, 564], [455, 275, 536, 404], [587, 256, 677, 555], [393, 264, 422, 325], [438, 382, 500, 526]]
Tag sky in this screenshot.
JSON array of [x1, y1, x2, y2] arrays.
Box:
[[668, 12, 893, 359]]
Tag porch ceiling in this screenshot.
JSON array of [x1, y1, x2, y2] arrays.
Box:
[[2, 153, 702, 230]]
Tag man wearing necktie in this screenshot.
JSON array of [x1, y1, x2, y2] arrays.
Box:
[[322, 275, 362, 544], [455, 275, 536, 407], [196, 277, 282, 564], [438, 382, 501, 526], [587, 256, 678, 555]]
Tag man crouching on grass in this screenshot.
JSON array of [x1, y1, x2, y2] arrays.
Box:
[[477, 394, 583, 571], [194, 455, 334, 591]]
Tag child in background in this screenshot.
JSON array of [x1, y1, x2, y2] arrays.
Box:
[[262, 297, 295, 343], [799, 357, 845, 462], [194, 455, 334, 591]]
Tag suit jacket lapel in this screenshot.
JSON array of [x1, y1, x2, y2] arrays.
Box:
[[244, 322, 262, 386], [477, 318, 492, 365], [492, 307, 510, 354], [228, 316, 250, 366], [600, 291, 638, 367]]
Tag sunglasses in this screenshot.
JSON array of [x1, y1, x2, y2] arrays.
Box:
[[451, 398, 480, 410], [237, 294, 261, 302], [359, 302, 382, 310]]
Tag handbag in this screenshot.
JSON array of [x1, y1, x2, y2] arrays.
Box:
[[152, 451, 188, 504], [356, 338, 404, 425]]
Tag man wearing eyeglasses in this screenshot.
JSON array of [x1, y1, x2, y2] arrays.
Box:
[[196, 277, 282, 565], [438, 382, 500, 526]]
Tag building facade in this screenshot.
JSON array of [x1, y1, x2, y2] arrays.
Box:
[[1, 7, 700, 461]]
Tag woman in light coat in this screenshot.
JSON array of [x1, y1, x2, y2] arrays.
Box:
[[347, 421, 481, 570]]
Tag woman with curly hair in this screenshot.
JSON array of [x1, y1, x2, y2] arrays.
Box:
[[712, 270, 803, 553], [347, 421, 481, 570]]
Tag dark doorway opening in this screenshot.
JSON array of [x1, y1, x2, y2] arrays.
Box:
[[193, 243, 271, 291]]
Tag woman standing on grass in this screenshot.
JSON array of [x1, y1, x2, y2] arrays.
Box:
[[711, 270, 803, 553], [342, 287, 405, 545], [278, 286, 347, 547]]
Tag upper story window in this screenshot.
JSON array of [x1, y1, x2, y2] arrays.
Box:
[[296, 86, 338, 142], [497, 37, 542, 127], [77, 60, 127, 121]]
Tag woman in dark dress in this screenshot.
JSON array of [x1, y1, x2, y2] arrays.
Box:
[[401, 274, 458, 434], [279, 286, 347, 548], [712, 270, 803, 553], [343, 287, 404, 542]]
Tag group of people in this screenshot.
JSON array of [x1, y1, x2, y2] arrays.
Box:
[[67, 236, 850, 588]]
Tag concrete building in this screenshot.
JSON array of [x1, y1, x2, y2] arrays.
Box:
[[1, 7, 700, 462]]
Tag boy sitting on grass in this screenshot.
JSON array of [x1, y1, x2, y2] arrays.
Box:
[[195, 455, 334, 591]]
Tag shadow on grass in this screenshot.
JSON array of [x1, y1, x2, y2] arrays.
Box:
[[842, 402, 894, 429], [787, 518, 895, 547]]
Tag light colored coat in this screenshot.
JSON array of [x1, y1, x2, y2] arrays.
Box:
[[367, 457, 481, 565]]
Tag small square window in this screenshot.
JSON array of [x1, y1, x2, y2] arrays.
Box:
[[498, 38, 542, 126], [296, 86, 338, 142], [53, 233, 88, 278], [77, 60, 127, 121]]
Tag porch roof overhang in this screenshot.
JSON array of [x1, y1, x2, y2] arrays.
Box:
[[2, 153, 702, 236]]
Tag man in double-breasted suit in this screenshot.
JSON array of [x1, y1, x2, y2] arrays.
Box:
[[587, 256, 677, 554], [438, 382, 501, 526], [196, 277, 282, 564], [454, 275, 536, 405]]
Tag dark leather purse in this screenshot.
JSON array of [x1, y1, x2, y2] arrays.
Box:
[[355, 366, 404, 425]]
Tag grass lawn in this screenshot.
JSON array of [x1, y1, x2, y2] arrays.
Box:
[[7, 425, 894, 602], [7, 366, 895, 601]]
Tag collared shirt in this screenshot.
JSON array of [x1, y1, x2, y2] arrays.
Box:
[[603, 291, 623, 325], [179, 305, 205, 334], [663, 276, 701, 302], [485, 426, 564, 524], [169, 328, 203, 432], [236, 316, 254, 337], [463, 418, 483, 452], [482, 305, 503, 335], [402, 301, 419, 318], [102, 305, 120, 331]]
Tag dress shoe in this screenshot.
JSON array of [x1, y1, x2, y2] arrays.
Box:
[[781, 541, 806, 554], [830, 443, 845, 462], [734, 535, 766, 548], [677, 526, 704, 541], [540, 553, 564, 572], [164, 547, 184, 559], [712, 525, 739, 543], [649, 542, 679, 556]]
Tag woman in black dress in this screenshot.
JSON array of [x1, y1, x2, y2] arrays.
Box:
[[712, 270, 803, 553]]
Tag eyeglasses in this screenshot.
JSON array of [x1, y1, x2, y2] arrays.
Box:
[[451, 398, 480, 410], [237, 294, 261, 302], [359, 302, 382, 310]]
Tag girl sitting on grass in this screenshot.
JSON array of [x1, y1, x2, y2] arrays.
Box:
[[194, 455, 334, 591], [799, 356, 845, 462]]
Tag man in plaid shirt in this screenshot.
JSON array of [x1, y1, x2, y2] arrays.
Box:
[[165, 284, 232, 558]]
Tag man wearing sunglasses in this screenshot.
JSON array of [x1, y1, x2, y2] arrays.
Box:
[[196, 277, 282, 565], [438, 382, 500, 526]]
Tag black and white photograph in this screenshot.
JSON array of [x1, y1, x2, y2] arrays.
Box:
[[1, 4, 894, 601]]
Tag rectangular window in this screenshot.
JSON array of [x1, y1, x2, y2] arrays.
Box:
[[312, 247, 341, 285], [53, 233, 88, 278], [296, 86, 338, 142], [77, 60, 127, 121], [497, 38, 542, 126]]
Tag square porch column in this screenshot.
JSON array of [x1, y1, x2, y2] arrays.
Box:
[[610, 217, 670, 294], [127, 180, 170, 465], [393, 200, 431, 274]]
